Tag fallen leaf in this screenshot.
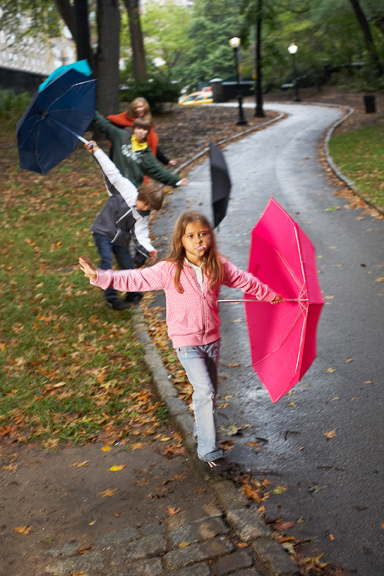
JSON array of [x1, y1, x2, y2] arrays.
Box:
[[179, 542, 190, 548], [165, 507, 180, 515], [101, 446, 111, 452], [227, 362, 240, 367], [288, 402, 297, 407], [131, 443, 146, 451], [232, 319, 241, 323], [364, 380, 373, 384], [246, 441, 261, 448], [279, 521, 294, 530], [109, 465, 126, 472], [237, 542, 248, 548], [324, 429, 337, 439], [160, 437, 171, 442], [99, 489, 118, 498], [325, 367, 336, 373], [71, 461, 89, 468], [89, 521, 96, 525], [330, 534, 335, 540], [14, 525, 32, 535], [345, 358, 353, 362], [375, 277, 384, 282], [76, 542, 93, 554]]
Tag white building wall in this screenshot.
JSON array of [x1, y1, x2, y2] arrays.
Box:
[[0, 8, 75, 75]]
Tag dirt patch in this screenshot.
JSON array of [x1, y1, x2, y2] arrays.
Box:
[[0, 429, 217, 576]]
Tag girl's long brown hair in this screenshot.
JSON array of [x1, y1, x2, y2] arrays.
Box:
[[131, 97, 152, 124], [166, 211, 225, 293]]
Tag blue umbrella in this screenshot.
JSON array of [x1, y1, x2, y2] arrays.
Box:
[[16, 68, 95, 175], [38, 60, 92, 92]]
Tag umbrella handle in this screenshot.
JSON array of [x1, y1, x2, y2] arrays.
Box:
[[217, 299, 307, 303]]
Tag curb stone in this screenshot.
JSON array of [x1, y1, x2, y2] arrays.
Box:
[[132, 309, 300, 576]]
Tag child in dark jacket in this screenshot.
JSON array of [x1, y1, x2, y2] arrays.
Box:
[[86, 140, 163, 310]]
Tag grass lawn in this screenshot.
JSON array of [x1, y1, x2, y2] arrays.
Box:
[[328, 113, 384, 212], [0, 133, 165, 447]]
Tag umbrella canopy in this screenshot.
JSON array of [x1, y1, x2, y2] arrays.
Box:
[[38, 60, 92, 92], [244, 198, 324, 403], [209, 141, 231, 228], [17, 68, 95, 175]]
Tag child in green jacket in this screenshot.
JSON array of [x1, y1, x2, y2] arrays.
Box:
[[94, 113, 187, 189]]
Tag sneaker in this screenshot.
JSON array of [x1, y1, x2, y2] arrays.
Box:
[[206, 457, 232, 475], [107, 299, 131, 311], [125, 292, 143, 303]]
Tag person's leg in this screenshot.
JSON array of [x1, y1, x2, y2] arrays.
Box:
[[176, 340, 223, 462], [113, 244, 142, 303], [92, 232, 118, 304]]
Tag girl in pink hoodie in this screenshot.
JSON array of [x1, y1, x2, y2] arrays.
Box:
[[79, 211, 283, 475]]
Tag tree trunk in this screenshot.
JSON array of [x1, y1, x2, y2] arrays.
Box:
[[349, 0, 383, 76], [254, 0, 265, 117], [55, 0, 76, 39], [123, 0, 147, 81], [74, 0, 94, 70], [96, 0, 121, 115]]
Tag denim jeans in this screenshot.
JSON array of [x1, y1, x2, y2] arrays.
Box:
[[176, 340, 223, 462], [93, 232, 139, 302]]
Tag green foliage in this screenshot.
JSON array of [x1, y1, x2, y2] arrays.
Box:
[[329, 116, 384, 211], [0, 89, 32, 134], [0, 0, 61, 38], [119, 76, 181, 113]]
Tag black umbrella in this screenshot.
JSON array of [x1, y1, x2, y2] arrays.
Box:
[[209, 141, 231, 228]]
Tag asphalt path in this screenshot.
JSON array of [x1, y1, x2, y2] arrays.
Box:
[[151, 102, 384, 575]]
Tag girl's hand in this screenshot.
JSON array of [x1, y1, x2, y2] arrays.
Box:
[[149, 250, 157, 262], [179, 178, 189, 186], [271, 294, 284, 304], [169, 160, 177, 166], [85, 140, 99, 153], [79, 256, 97, 281]]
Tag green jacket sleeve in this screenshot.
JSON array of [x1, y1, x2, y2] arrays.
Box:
[[141, 150, 180, 187], [94, 111, 123, 141]]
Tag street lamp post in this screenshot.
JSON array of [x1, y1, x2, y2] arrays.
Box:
[[229, 36, 248, 125], [288, 43, 301, 102]]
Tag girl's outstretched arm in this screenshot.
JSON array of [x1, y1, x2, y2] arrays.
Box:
[[79, 256, 97, 281]]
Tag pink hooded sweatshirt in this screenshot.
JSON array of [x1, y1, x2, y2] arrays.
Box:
[[91, 258, 276, 348]]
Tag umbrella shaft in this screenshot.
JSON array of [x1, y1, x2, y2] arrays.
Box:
[[217, 299, 307, 303]]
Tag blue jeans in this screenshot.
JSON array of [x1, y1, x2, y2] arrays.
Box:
[[93, 232, 139, 302], [176, 340, 223, 462]]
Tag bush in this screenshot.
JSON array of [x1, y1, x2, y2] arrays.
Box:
[[119, 76, 181, 113], [0, 89, 32, 133]]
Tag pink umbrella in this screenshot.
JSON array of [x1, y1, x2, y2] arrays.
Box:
[[243, 198, 324, 403]]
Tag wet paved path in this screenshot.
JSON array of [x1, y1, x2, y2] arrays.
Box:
[[152, 102, 384, 575]]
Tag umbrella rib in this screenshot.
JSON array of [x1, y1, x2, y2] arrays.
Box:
[[251, 305, 308, 370], [47, 80, 94, 110]]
